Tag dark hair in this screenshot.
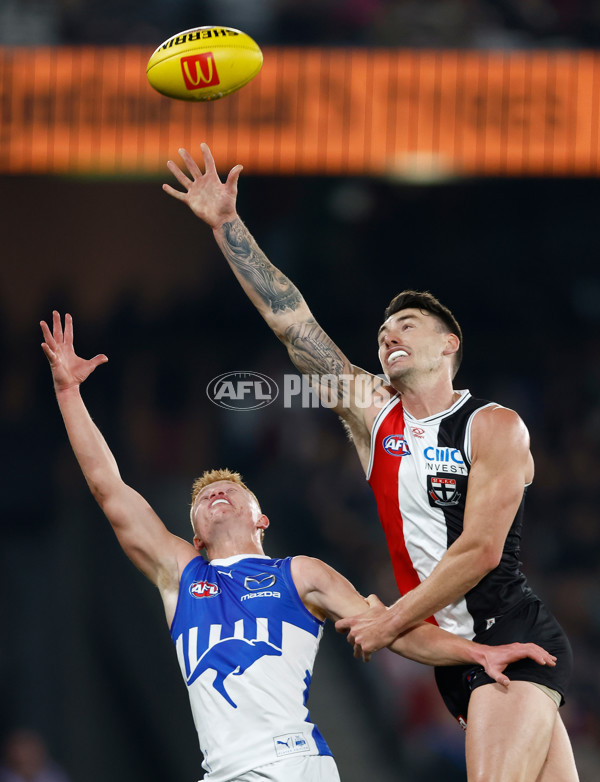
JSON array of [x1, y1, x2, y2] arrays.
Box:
[[383, 290, 463, 376]]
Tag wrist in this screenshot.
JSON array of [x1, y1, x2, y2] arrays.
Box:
[[466, 642, 486, 667], [212, 213, 239, 232], [55, 382, 82, 399], [387, 601, 409, 635]]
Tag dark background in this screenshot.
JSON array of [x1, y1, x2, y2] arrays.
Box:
[[1, 2, 600, 781]]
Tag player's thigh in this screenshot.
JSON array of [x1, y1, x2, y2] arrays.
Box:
[[465, 680, 558, 782], [536, 713, 579, 782]]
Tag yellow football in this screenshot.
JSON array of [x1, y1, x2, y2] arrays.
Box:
[[146, 26, 263, 101]]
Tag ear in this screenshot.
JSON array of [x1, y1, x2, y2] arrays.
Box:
[[443, 333, 460, 358], [193, 535, 205, 553], [257, 514, 270, 532]]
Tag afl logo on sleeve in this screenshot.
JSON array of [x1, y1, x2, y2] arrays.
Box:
[[382, 434, 411, 456], [190, 581, 221, 598]]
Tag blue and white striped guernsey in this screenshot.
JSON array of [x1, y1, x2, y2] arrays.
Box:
[[170, 553, 332, 781]]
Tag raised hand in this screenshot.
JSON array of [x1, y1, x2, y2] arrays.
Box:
[[40, 311, 108, 393], [163, 143, 243, 229]]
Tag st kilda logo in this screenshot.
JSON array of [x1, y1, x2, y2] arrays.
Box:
[[428, 476, 461, 507]]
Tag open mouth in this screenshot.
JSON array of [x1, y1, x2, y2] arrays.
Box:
[[388, 349, 409, 363]]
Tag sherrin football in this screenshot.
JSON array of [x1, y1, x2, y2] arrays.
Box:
[[147, 26, 263, 101]]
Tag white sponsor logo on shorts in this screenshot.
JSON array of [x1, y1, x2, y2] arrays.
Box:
[[274, 733, 309, 756]]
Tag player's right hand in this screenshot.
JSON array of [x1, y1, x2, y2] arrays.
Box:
[[163, 143, 242, 230], [41, 311, 108, 393]]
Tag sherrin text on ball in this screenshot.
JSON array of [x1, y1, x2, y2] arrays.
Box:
[[146, 26, 263, 101]]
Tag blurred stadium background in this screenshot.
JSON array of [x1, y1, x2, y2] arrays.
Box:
[[1, 1, 600, 781]]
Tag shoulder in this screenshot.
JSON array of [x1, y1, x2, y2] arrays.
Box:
[[472, 403, 529, 437], [344, 367, 397, 433], [470, 404, 531, 461], [335, 369, 397, 469], [290, 555, 346, 597], [290, 555, 329, 586]]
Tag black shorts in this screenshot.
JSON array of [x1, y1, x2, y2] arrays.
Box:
[[434, 597, 573, 726]]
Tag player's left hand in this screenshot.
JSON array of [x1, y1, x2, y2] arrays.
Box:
[[335, 594, 397, 662], [476, 642, 557, 688]]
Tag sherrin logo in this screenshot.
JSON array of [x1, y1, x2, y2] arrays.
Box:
[[181, 52, 220, 90], [189, 580, 221, 599], [382, 434, 411, 456]]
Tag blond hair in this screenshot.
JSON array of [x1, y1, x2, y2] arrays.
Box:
[[189, 468, 261, 528]]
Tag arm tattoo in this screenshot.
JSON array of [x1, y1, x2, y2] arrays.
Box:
[[221, 219, 302, 313], [285, 320, 348, 381]]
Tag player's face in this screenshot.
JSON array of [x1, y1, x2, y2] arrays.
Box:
[[192, 481, 263, 544], [377, 308, 451, 383]]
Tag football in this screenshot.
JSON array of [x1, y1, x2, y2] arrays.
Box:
[[146, 26, 263, 101]]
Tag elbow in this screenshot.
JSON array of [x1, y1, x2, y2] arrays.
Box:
[[88, 480, 110, 509], [475, 544, 503, 578], [458, 538, 503, 584], [85, 472, 118, 510]]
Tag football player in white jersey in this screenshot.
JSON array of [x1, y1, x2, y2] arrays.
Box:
[[42, 311, 558, 782], [163, 144, 579, 782]]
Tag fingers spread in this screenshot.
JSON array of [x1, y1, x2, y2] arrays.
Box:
[[52, 310, 63, 342], [91, 353, 109, 368], [162, 183, 188, 201], [226, 164, 243, 188], [199, 143, 217, 176], [40, 320, 56, 350], [64, 312, 74, 345], [41, 343, 56, 362], [166, 160, 193, 189], [180, 147, 205, 179]]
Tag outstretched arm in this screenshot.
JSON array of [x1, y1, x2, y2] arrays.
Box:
[[291, 557, 555, 686], [335, 406, 534, 657], [41, 312, 197, 622], [163, 144, 385, 449]]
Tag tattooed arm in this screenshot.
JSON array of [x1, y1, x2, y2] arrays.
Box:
[[164, 145, 343, 358], [214, 219, 345, 375], [163, 144, 387, 455]]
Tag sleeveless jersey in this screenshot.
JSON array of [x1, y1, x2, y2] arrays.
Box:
[[170, 554, 332, 782], [367, 389, 533, 639]]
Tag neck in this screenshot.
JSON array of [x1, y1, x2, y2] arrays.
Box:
[[392, 376, 458, 420], [205, 540, 265, 562]]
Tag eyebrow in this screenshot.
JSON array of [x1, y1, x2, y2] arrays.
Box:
[[377, 314, 416, 338]]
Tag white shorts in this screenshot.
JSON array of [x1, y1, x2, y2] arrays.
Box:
[[230, 755, 340, 782]]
